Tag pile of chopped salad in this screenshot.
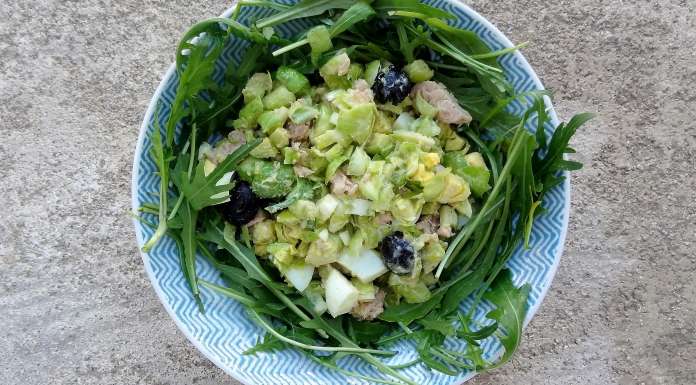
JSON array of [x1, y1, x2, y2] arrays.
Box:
[[137, 1, 591, 383]]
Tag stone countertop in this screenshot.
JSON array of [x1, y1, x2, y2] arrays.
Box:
[[1, 1, 694, 384]]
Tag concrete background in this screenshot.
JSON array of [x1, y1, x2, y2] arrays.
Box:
[[1, 0, 694, 384]]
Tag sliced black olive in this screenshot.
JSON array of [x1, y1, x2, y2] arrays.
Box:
[[371, 65, 412, 104], [379, 231, 415, 274], [218, 180, 261, 225]]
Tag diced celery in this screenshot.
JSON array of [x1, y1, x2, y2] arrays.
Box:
[[325, 153, 350, 182], [365, 133, 394, 155], [312, 103, 333, 139], [313, 129, 349, 150], [404, 59, 434, 83], [328, 202, 349, 232], [358, 160, 386, 201], [263, 85, 296, 110], [242, 72, 272, 103], [373, 110, 393, 133], [233, 96, 264, 129], [346, 63, 364, 82], [249, 137, 278, 158], [258, 106, 289, 134], [346, 146, 370, 176], [307, 25, 333, 54], [439, 205, 458, 230], [347, 198, 371, 216], [283, 147, 300, 164], [323, 143, 347, 161], [269, 127, 289, 149], [392, 130, 436, 150], [275, 66, 310, 95], [363, 60, 381, 87], [337, 103, 375, 144], [304, 281, 328, 315], [289, 102, 319, 124]]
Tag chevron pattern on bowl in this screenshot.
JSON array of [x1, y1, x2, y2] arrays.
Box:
[[131, 1, 569, 384]]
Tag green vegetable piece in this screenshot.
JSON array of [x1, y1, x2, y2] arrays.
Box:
[[289, 199, 318, 221], [421, 240, 445, 274], [404, 59, 434, 83], [306, 231, 342, 266], [320, 52, 350, 78], [269, 128, 290, 149], [391, 197, 423, 225], [337, 103, 375, 144], [250, 137, 278, 159], [346, 146, 369, 176], [414, 94, 437, 119], [422, 169, 470, 203], [304, 281, 328, 315], [289, 100, 319, 124], [413, 116, 441, 137], [258, 106, 289, 133], [276, 66, 311, 95], [282, 147, 300, 165], [365, 133, 394, 155], [444, 131, 468, 151], [325, 153, 350, 182], [483, 269, 532, 368], [238, 158, 295, 198], [442, 151, 491, 197], [347, 63, 364, 82], [276, 210, 299, 225], [266, 179, 316, 214], [233, 96, 264, 130], [307, 25, 333, 54], [363, 60, 380, 87], [263, 85, 296, 110], [313, 129, 349, 150], [242, 72, 272, 103], [251, 220, 276, 245], [267, 242, 295, 265], [388, 273, 432, 304]]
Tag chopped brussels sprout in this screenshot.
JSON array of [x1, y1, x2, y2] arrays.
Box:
[[391, 197, 424, 225], [289, 199, 318, 221], [289, 100, 319, 124], [238, 159, 295, 198], [414, 93, 437, 119], [412, 116, 441, 137], [306, 233, 342, 266], [352, 278, 377, 301], [365, 133, 394, 155], [388, 273, 432, 304], [267, 242, 295, 265], [249, 137, 278, 158], [252, 220, 275, 245], [320, 52, 351, 78], [422, 169, 471, 204], [336, 103, 375, 144], [304, 281, 328, 315], [258, 106, 289, 133]]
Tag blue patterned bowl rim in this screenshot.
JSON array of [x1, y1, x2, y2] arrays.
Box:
[[131, 1, 570, 384]]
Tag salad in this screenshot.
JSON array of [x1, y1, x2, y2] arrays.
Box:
[[137, 1, 592, 383]]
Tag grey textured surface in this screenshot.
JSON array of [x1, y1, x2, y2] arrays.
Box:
[[1, 0, 695, 384]]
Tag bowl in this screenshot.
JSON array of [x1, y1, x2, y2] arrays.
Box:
[[132, 1, 568, 384]]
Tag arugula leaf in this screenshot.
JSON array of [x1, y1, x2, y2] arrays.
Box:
[[482, 269, 531, 368], [265, 179, 317, 213], [329, 1, 375, 37], [373, 0, 455, 19], [175, 139, 260, 211], [256, 0, 356, 29], [179, 200, 202, 310], [141, 117, 169, 252]]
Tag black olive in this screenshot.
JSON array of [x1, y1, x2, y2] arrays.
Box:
[[379, 231, 415, 274], [218, 180, 261, 225], [371, 65, 412, 104]]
